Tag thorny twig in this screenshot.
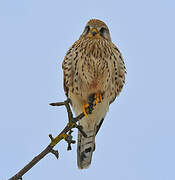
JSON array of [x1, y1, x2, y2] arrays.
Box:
[[9, 98, 94, 180]]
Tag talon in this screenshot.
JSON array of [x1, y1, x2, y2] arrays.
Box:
[[83, 104, 89, 118], [94, 93, 103, 105], [95, 94, 99, 105], [99, 94, 102, 102]]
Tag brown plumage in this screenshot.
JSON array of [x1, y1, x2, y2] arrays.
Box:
[[62, 19, 126, 169]]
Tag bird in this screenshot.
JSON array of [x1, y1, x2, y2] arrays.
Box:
[[62, 19, 126, 169]]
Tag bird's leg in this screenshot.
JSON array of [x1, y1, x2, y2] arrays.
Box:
[[82, 93, 103, 118]]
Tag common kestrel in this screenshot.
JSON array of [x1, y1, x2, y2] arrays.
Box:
[[62, 19, 126, 169]]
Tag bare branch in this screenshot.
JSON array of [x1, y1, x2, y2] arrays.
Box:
[[9, 98, 93, 180]]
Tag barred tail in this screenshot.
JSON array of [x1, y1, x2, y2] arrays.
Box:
[[77, 128, 95, 169]]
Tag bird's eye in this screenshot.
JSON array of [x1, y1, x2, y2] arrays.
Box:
[[83, 25, 90, 35], [99, 27, 110, 40], [100, 27, 106, 35]]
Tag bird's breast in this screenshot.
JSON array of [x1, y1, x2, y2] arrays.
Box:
[[80, 56, 111, 93], [72, 38, 113, 101]]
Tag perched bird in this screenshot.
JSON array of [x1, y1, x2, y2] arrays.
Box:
[[62, 19, 126, 169]]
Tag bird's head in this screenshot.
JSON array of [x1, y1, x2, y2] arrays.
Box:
[[80, 19, 111, 41]]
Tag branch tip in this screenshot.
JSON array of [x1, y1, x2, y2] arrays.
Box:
[[49, 134, 54, 141], [50, 149, 59, 159], [49, 102, 57, 106]]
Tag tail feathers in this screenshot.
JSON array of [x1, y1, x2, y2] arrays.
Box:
[[77, 129, 95, 169]]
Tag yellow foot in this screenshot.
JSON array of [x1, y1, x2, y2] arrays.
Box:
[[82, 103, 89, 118], [94, 93, 103, 105]]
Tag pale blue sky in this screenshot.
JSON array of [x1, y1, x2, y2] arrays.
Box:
[[0, 0, 175, 179]]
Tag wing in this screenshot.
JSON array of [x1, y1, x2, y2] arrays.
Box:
[[62, 48, 73, 97], [109, 44, 126, 104], [62, 40, 82, 98], [62, 43, 78, 98], [95, 118, 104, 135]]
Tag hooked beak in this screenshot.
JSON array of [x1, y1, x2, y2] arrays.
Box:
[[91, 28, 98, 36]]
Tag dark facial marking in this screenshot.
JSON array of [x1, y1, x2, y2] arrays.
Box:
[[99, 27, 107, 38], [83, 25, 90, 35], [100, 27, 106, 34]]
